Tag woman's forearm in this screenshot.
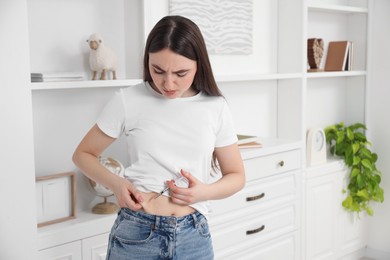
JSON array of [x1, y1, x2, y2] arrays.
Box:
[[206, 171, 245, 200], [72, 150, 121, 191]]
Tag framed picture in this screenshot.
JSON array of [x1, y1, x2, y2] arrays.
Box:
[[142, 0, 275, 76], [36, 172, 76, 227]]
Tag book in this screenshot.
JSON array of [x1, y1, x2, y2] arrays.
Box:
[[324, 41, 352, 71], [237, 134, 260, 145], [238, 141, 262, 149], [31, 72, 86, 83], [346, 41, 353, 71]]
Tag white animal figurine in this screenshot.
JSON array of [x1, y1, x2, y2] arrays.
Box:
[[87, 33, 117, 80]]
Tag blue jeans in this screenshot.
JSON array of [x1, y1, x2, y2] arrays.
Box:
[[106, 208, 214, 260]]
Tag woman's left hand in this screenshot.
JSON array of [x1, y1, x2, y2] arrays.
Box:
[[167, 169, 208, 205]]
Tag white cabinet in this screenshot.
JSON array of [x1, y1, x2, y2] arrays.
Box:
[[210, 149, 301, 260], [82, 233, 109, 260], [39, 233, 109, 260], [303, 1, 370, 259], [305, 160, 367, 260], [38, 241, 82, 260]]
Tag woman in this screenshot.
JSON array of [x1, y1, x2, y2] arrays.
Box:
[[73, 15, 245, 260]]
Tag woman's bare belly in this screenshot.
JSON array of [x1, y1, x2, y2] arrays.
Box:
[[138, 191, 196, 217]]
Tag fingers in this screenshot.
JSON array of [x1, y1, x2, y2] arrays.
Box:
[[115, 180, 144, 210], [180, 169, 194, 182], [167, 180, 193, 204]]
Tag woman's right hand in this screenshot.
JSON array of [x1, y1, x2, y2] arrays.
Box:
[[112, 177, 144, 210], [72, 124, 144, 210]]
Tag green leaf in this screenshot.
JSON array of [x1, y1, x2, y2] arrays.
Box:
[[372, 153, 378, 163], [346, 127, 354, 140], [357, 189, 369, 200], [352, 143, 360, 154], [336, 131, 345, 143], [342, 195, 353, 209], [351, 167, 360, 178], [361, 159, 373, 171], [351, 123, 367, 131], [357, 174, 364, 189], [366, 206, 374, 216], [352, 156, 361, 166], [360, 148, 372, 159], [354, 132, 366, 142]]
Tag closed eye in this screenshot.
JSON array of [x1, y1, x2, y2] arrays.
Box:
[[153, 68, 164, 75], [176, 72, 188, 77]]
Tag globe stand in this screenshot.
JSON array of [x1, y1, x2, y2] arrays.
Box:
[[92, 197, 119, 214]]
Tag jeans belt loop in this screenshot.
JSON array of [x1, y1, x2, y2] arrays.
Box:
[[191, 212, 198, 228]]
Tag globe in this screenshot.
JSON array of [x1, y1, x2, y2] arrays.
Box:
[[88, 156, 125, 214]]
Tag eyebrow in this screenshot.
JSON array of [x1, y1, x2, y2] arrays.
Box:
[[151, 64, 190, 74]]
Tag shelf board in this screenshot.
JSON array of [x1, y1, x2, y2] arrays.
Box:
[[37, 210, 116, 250], [308, 4, 368, 14], [306, 70, 366, 78], [31, 79, 143, 91], [304, 158, 345, 179], [30, 73, 305, 91], [216, 73, 303, 82], [239, 138, 302, 161]]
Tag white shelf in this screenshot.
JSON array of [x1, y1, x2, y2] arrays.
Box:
[[240, 138, 302, 161], [30, 73, 305, 91], [304, 158, 345, 179], [37, 211, 116, 250], [308, 4, 368, 14], [216, 73, 303, 83], [306, 70, 367, 78], [31, 79, 143, 91]]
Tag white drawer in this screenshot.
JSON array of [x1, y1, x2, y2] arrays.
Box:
[[211, 203, 297, 252], [215, 232, 299, 260], [210, 172, 297, 216], [245, 149, 301, 181]]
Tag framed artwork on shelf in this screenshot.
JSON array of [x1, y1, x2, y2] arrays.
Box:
[[142, 0, 276, 76], [35, 172, 76, 228]]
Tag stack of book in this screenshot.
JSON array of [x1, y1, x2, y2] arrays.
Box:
[[237, 134, 262, 149], [324, 40, 353, 71], [31, 72, 86, 82]]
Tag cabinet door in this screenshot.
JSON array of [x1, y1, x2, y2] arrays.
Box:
[[38, 241, 82, 260], [336, 174, 367, 257], [305, 172, 340, 260], [305, 167, 367, 260], [82, 233, 109, 260]]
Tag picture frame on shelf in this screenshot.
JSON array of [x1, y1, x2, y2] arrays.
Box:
[[143, 0, 276, 76], [35, 172, 76, 228]]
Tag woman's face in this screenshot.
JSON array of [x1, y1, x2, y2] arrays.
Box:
[[149, 48, 197, 99]]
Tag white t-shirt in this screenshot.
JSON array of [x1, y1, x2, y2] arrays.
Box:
[[97, 82, 237, 215]]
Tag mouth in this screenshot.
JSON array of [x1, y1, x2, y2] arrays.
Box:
[[163, 89, 176, 96]]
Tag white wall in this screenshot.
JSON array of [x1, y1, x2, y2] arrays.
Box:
[[367, 0, 390, 258], [0, 0, 38, 259]]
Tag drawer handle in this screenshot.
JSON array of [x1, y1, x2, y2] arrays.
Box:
[[279, 160, 285, 167], [246, 225, 265, 235], [246, 192, 265, 202]]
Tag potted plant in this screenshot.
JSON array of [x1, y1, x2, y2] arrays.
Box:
[[325, 122, 384, 216]]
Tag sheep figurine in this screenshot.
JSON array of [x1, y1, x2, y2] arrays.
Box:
[[87, 33, 117, 80]]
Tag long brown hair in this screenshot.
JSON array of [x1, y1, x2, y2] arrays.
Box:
[[143, 15, 222, 97]]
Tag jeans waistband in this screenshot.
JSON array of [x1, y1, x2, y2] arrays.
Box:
[[120, 208, 203, 230]]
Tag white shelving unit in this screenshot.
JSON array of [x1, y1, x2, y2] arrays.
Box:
[[24, 0, 370, 259], [303, 1, 370, 259]]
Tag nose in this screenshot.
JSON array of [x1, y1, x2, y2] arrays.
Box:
[[163, 74, 174, 89]]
